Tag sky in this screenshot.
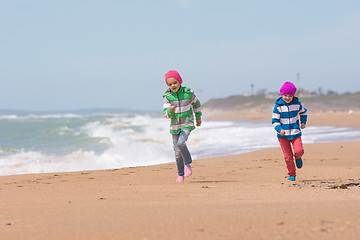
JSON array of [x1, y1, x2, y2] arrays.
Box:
[[1, 0, 360, 111]]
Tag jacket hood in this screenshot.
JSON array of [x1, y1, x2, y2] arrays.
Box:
[[163, 86, 192, 98], [275, 96, 299, 105]]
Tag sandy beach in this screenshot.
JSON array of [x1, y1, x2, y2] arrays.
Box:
[[1, 112, 360, 240]]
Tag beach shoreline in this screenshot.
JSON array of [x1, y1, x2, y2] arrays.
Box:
[[204, 110, 360, 128], [1, 112, 360, 239]]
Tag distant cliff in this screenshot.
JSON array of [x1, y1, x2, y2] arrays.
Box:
[[202, 92, 360, 113]]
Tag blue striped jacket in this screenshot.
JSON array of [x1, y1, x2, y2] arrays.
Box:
[[272, 96, 307, 140]]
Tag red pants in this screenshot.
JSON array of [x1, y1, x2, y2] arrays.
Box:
[[278, 137, 304, 177]]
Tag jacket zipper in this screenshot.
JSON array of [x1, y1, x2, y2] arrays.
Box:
[[286, 103, 292, 138], [177, 92, 181, 126]]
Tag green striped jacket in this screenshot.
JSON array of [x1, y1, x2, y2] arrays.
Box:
[[163, 86, 202, 134]]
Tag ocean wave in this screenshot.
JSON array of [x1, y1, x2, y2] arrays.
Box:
[[0, 113, 359, 176]]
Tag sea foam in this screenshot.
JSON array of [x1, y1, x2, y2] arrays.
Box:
[[0, 112, 359, 176]]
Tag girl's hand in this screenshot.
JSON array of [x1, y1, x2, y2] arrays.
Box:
[[301, 123, 306, 129], [280, 129, 285, 136], [196, 119, 202, 127], [170, 106, 175, 112]]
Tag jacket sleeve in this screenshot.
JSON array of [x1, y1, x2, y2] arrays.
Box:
[[299, 103, 308, 124], [163, 96, 174, 119], [191, 91, 202, 120], [272, 105, 282, 133]]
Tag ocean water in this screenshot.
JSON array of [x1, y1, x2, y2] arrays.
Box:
[[0, 111, 360, 176]]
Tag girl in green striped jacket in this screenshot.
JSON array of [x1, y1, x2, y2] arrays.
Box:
[[163, 70, 202, 182]]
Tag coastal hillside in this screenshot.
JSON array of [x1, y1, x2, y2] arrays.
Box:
[[202, 91, 360, 113]]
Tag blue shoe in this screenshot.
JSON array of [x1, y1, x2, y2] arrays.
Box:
[[287, 176, 296, 181], [295, 158, 303, 169]]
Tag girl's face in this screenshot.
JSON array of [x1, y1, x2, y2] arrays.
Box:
[[166, 77, 181, 92], [282, 94, 294, 104]]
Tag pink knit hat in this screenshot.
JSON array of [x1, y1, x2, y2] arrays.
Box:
[[165, 70, 182, 84], [280, 82, 297, 96]]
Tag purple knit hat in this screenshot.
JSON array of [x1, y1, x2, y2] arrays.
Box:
[[165, 70, 182, 84], [280, 82, 297, 96]]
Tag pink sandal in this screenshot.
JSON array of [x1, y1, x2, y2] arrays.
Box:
[[176, 176, 184, 182], [184, 166, 192, 177]]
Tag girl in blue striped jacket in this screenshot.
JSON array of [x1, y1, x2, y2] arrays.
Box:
[[272, 82, 307, 181]]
